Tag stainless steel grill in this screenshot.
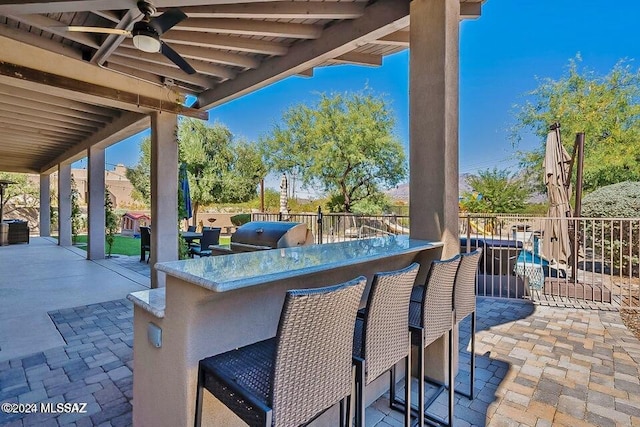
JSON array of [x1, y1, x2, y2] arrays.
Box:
[[211, 221, 313, 255]]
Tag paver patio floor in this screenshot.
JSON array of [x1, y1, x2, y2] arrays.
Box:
[[1, 294, 639, 427]]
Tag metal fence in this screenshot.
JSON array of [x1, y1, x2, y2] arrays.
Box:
[[249, 211, 639, 308], [251, 209, 410, 245], [459, 214, 640, 309]]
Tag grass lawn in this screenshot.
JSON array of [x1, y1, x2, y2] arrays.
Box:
[[73, 234, 141, 256], [73, 234, 231, 256]]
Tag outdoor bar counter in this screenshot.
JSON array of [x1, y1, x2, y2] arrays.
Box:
[[129, 235, 444, 427]]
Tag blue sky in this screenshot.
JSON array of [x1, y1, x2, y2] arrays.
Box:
[[96, 0, 639, 190]]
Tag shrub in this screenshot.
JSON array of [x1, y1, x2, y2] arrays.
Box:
[[581, 181, 640, 218], [581, 181, 640, 277], [230, 213, 251, 226]]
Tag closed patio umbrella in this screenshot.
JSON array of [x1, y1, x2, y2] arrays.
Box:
[[279, 173, 289, 220], [179, 163, 192, 223], [542, 125, 572, 266]]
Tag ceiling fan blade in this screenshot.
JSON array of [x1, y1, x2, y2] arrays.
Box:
[[62, 26, 131, 35], [149, 8, 187, 35], [161, 42, 196, 75]]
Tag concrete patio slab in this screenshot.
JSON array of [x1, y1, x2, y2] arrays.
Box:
[[0, 238, 148, 362]]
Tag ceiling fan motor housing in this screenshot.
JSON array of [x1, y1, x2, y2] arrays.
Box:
[[137, 0, 157, 17], [132, 21, 161, 53]]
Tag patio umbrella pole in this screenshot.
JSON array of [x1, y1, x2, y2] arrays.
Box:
[[568, 133, 585, 283]]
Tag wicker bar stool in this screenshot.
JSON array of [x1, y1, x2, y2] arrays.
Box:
[[395, 255, 461, 427], [194, 277, 367, 427], [453, 249, 482, 399], [352, 263, 420, 427]]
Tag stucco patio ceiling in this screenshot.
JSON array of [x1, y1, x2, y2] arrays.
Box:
[[0, 0, 481, 175]]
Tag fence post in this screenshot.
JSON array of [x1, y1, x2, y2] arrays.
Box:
[[317, 206, 323, 244], [278, 212, 282, 222]]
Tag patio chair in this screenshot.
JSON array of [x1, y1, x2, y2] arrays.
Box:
[[194, 277, 367, 427], [187, 225, 196, 232], [139, 226, 150, 263], [399, 255, 461, 427], [352, 263, 419, 427], [453, 249, 482, 399], [190, 228, 220, 257]]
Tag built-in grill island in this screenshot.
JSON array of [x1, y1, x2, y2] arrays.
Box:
[[210, 221, 313, 255]]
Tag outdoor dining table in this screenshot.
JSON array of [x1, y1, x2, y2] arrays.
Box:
[[179, 231, 202, 245]]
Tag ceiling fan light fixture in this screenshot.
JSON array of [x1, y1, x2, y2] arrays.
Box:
[[132, 23, 161, 53]]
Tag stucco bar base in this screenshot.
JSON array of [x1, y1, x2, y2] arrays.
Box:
[[131, 237, 444, 426]]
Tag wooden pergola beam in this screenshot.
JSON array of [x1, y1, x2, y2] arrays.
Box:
[[0, 83, 116, 118], [196, 0, 410, 108], [0, 0, 283, 15], [0, 62, 207, 119], [460, 2, 482, 20], [369, 30, 409, 46], [0, 94, 112, 123], [173, 2, 365, 19], [162, 31, 288, 55], [334, 52, 382, 67], [110, 49, 235, 81], [119, 39, 261, 69], [6, 14, 100, 48], [106, 56, 219, 88], [173, 18, 323, 39]]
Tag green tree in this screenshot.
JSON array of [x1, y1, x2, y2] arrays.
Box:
[[0, 172, 39, 217], [127, 120, 266, 223], [460, 168, 531, 213], [126, 137, 152, 206], [70, 177, 82, 244], [260, 91, 407, 213], [179, 119, 266, 225], [105, 190, 118, 258], [511, 56, 640, 192]]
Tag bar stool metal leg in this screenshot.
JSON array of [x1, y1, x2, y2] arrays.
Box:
[[404, 332, 412, 427], [194, 366, 204, 427]]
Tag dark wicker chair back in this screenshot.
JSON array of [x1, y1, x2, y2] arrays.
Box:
[[187, 225, 196, 232], [139, 226, 150, 262], [200, 228, 221, 250], [271, 277, 366, 426], [140, 226, 150, 247], [420, 255, 461, 347], [362, 263, 419, 384], [454, 249, 482, 323]]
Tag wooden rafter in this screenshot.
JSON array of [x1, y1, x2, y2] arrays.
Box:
[[6, 14, 100, 48], [0, 62, 206, 119], [173, 19, 323, 39], [196, 0, 410, 108], [119, 39, 261, 69], [110, 49, 235, 81], [369, 30, 409, 47], [334, 52, 382, 67], [173, 2, 365, 20], [0, 0, 287, 15], [162, 31, 288, 55]]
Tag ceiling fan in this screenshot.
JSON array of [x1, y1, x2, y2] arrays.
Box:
[[61, 1, 195, 74]]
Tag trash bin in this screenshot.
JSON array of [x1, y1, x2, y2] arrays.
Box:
[[0, 222, 8, 246]]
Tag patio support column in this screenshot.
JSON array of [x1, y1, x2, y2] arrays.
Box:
[[150, 111, 178, 288], [58, 163, 73, 246], [88, 146, 105, 260], [409, 0, 460, 383], [39, 174, 50, 237]]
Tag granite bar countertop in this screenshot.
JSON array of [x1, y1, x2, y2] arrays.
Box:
[[155, 235, 442, 293], [128, 288, 166, 318]]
